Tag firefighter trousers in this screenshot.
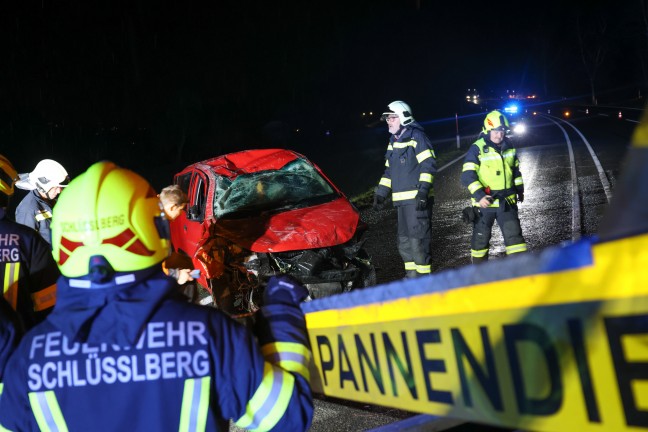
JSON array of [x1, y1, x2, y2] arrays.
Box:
[[397, 203, 432, 277], [471, 205, 527, 263]]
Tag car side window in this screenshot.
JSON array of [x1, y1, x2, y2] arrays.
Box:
[[175, 173, 192, 196], [187, 177, 206, 222]]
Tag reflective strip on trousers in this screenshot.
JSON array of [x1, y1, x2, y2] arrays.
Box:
[[471, 249, 489, 258], [506, 243, 527, 254], [416, 264, 431, 274], [404, 261, 417, 271]]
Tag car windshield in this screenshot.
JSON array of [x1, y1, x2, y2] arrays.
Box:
[[213, 158, 337, 218]]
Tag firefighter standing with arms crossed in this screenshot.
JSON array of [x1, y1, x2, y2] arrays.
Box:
[[0, 161, 313, 431], [373, 100, 437, 278], [461, 110, 527, 263]]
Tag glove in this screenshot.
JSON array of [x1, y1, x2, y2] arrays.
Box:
[[415, 190, 428, 211], [461, 206, 480, 224], [517, 192, 524, 203], [263, 275, 309, 306], [461, 206, 473, 224], [373, 194, 386, 211]]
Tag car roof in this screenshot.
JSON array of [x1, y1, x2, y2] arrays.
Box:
[[183, 148, 304, 179]]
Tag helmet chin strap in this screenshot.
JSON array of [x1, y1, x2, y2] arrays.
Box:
[[394, 125, 406, 138], [37, 184, 57, 201]]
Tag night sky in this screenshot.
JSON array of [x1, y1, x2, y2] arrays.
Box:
[[0, 0, 645, 187]]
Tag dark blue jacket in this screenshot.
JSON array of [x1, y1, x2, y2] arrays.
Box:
[[376, 121, 437, 206], [0, 296, 21, 384], [0, 269, 313, 431], [0, 208, 59, 330], [15, 190, 56, 246]]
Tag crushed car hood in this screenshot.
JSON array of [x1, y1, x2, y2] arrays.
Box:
[[211, 197, 359, 252]]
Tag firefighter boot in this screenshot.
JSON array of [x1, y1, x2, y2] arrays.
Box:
[[471, 255, 489, 264], [405, 270, 418, 278]]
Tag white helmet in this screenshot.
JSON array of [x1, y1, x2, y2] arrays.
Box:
[[381, 100, 414, 125], [16, 159, 69, 193]]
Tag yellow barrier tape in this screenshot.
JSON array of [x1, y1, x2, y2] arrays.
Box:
[[305, 234, 648, 431]]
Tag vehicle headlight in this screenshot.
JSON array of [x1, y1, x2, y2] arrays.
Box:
[[513, 123, 526, 135]]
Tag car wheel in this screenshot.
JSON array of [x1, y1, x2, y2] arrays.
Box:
[[305, 282, 345, 299], [348, 248, 376, 290]]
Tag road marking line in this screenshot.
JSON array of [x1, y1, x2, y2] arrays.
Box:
[[541, 116, 581, 241], [545, 114, 613, 203]]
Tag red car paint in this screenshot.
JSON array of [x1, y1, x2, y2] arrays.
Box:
[[170, 149, 364, 291]]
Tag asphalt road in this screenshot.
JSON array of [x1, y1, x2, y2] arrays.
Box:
[[301, 103, 637, 432]]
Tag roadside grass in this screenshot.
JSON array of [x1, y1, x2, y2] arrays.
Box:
[[350, 148, 466, 209]]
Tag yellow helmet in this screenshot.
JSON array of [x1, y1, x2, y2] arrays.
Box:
[[51, 161, 170, 278], [0, 154, 17, 197], [483, 110, 510, 133]]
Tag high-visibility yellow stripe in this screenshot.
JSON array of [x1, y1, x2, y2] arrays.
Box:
[[479, 154, 501, 162], [463, 162, 479, 171], [34, 211, 52, 222], [179, 377, 210, 432], [419, 173, 432, 183], [416, 149, 432, 163], [379, 178, 391, 188], [261, 342, 311, 381], [404, 262, 416, 270], [392, 140, 416, 149], [235, 363, 295, 431], [393, 190, 417, 201], [514, 177, 524, 186], [467, 181, 482, 194], [416, 264, 431, 274], [506, 244, 527, 254], [29, 391, 69, 432], [32, 284, 56, 311], [3, 262, 19, 310], [471, 248, 488, 258], [305, 233, 648, 329]]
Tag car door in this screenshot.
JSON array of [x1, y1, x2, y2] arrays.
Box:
[[171, 169, 208, 262]]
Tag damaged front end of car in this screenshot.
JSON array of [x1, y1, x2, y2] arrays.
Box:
[[194, 228, 375, 315]]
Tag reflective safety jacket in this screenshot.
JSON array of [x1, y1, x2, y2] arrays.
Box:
[[0, 208, 59, 330], [0, 269, 313, 431], [15, 190, 56, 246], [460, 136, 524, 209], [376, 121, 437, 206]]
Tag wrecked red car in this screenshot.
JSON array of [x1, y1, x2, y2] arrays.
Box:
[[170, 148, 375, 313]]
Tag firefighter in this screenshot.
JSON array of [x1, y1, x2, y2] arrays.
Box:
[[0, 161, 313, 431], [15, 158, 69, 246], [0, 296, 21, 387], [0, 154, 59, 330], [461, 110, 527, 263], [373, 100, 437, 278]]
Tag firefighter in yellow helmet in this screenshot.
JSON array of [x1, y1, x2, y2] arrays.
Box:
[[0, 154, 59, 331], [460, 110, 527, 263], [0, 161, 313, 431]]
